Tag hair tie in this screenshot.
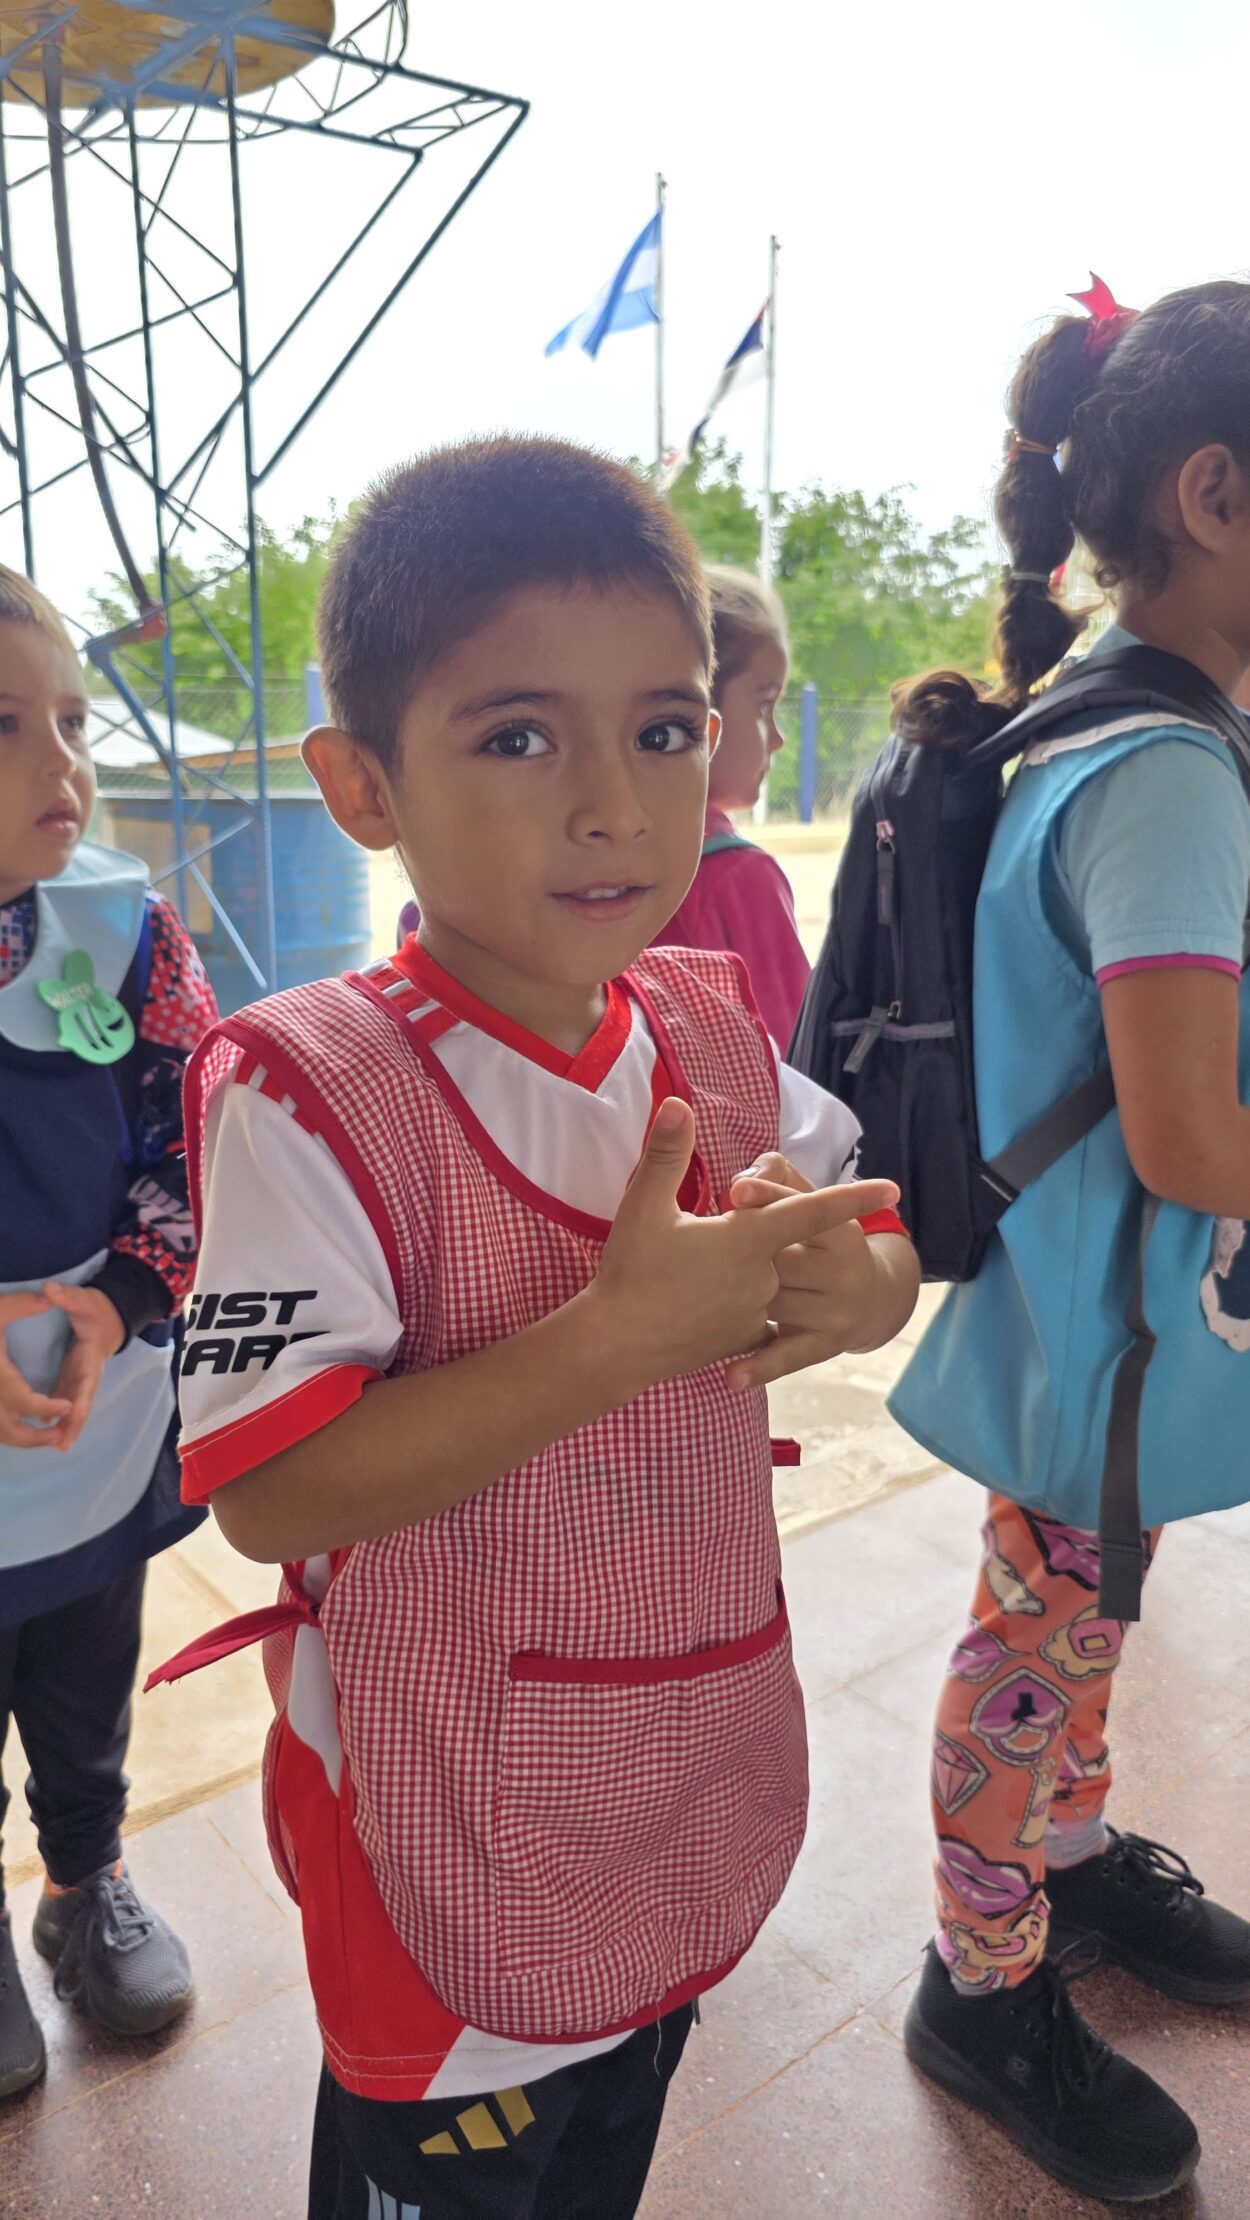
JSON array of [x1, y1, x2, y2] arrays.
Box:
[[1004, 568, 1052, 588], [1006, 432, 1056, 463]]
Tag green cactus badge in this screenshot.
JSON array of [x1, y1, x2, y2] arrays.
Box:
[[37, 949, 135, 1065]]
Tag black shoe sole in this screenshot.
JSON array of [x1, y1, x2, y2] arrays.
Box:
[[0, 2039, 46, 2102], [903, 1998, 1201, 2203], [73, 1989, 194, 2039], [1049, 1916, 1250, 2007]]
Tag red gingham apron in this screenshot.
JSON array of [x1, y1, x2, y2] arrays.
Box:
[[156, 946, 809, 2045]]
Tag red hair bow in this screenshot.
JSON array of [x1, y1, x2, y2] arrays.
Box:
[[1070, 273, 1138, 354]]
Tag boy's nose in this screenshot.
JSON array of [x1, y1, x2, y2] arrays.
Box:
[[570, 762, 650, 843]]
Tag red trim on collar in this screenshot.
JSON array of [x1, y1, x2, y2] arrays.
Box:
[[390, 939, 632, 1094]]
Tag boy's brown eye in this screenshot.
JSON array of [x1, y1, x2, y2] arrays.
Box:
[[483, 726, 551, 760], [639, 720, 699, 754]]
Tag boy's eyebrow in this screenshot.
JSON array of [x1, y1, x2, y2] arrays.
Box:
[[450, 687, 560, 720], [450, 683, 710, 720], [640, 686, 711, 708]]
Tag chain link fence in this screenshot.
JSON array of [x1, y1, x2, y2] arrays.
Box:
[[769, 693, 891, 822]]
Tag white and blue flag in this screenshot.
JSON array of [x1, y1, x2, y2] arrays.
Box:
[[660, 302, 768, 490], [545, 210, 662, 360]]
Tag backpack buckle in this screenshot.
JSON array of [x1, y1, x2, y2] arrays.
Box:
[[843, 1002, 897, 1075]]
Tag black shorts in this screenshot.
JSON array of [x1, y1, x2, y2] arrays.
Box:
[[308, 2004, 694, 2220]]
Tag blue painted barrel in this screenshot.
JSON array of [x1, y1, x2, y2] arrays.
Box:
[[108, 787, 372, 1016]]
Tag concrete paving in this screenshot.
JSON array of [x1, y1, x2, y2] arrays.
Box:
[[5, 1374, 1250, 2216]]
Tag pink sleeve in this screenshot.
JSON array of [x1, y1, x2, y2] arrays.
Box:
[[1096, 952, 1242, 987], [682, 848, 811, 1047]]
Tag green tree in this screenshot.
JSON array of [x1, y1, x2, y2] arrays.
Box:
[[775, 486, 997, 699], [660, 446, 997, 697], [664, 439, 763, 569], [90, 512, 340, 734]]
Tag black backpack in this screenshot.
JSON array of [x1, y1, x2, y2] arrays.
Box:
[[787, 643, 1250, 1617]]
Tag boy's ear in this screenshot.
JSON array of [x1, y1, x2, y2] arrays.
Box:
[[707, 707, 722, 761], [302, 728, 400, 852]]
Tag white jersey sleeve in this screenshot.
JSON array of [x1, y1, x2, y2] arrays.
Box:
[[777, 1060, 862, 1188], [179, 1077, 402, 1503]]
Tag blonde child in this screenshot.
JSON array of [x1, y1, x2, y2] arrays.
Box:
[[0, 570, 215, 2096], [655, 564, 809, 1045]]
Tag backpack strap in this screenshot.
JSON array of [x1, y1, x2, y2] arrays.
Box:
[[968, 644, 1250, 795], [980, 1063, 1153, 1623], [1097, 1191, 1160, 1623], [979, 1065, 1116, 1210], [700, 830, 755, 859]]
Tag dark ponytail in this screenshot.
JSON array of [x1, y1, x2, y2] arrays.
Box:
[[992, 320, 1103, 700], [898, 278, 1250, 748]]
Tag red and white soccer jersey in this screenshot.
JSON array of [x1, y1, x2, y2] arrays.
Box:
[[170, 941, 903, 2104]]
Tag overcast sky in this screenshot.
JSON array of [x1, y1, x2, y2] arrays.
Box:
[[9, 0, 1250, 624], [302, 0, 1250, 527]]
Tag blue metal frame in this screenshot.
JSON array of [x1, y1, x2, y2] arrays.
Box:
[[0, 3, 526, 989]]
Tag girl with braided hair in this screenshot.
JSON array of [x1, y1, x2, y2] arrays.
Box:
[[894, 280, 1250, 2201]]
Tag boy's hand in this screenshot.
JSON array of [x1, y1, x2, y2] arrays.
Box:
[[0, 1290, 74, 1448], [39, 1283, 125, 1453], [593, 1101, 898, 1396], [725, 1152, 903, 1389]]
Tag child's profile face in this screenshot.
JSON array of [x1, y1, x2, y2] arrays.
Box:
[[382, 583, 713, 1019], [708, 638, 788, 812], [0, 620, 94, 906]]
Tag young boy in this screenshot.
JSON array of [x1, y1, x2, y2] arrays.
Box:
[[0, 569, 214, 2097], [157, 440, 919, 2219]]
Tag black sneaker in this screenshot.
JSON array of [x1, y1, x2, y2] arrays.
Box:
[[32, 1865, 194, 2038], [904, 1939, 1199, 2201], [1048, 1830, 1250, 2006], [0, 1909, 45, 2099]]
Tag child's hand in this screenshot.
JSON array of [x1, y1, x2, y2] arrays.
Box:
[[39, 1283, 125, 1453], [593, 1101, 898, 1395], [725, 1152, 900, 1388], [0, 1290, 74, 1449]]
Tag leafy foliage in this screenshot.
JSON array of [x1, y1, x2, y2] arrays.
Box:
[[89, 514, 339, 734], [670, 445, 998, 698]]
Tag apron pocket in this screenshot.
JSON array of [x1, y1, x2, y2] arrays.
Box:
[[493, 1590, 807, 1995]]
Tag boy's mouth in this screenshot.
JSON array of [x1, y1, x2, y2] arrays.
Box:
[[37, 805, 80, 836], [552, 883, 652, 921]]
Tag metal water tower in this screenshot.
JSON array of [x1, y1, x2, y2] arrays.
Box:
[[0, 0, 526, 1001]]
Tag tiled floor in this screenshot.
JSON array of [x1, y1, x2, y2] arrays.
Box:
[[4, 1470, 1250, 2215]]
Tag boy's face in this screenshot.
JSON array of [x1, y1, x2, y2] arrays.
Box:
[[309, 583, 716, 1040], [0, 620, 94, 906]]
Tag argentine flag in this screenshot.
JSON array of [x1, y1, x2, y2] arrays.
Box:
[[545, 211, 662, 360], [660, 304, 768, 490]]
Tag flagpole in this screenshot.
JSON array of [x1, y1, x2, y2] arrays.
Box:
[[759, 235, 778, 584], [753, 236, 779, 827], [654, 173, 666, 486]]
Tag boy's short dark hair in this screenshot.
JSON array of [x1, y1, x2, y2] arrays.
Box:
[[317, 436, 713, 764]]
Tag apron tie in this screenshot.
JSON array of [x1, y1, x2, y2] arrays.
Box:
[[144, 1591, 318, 1692]]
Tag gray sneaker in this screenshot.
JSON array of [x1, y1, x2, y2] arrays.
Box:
[[0, 1908, 45, 2098], [33, 1866, 193, 2037]]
